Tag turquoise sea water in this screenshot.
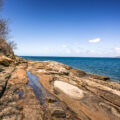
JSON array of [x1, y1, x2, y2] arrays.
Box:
[[22, 56, 120, 83]]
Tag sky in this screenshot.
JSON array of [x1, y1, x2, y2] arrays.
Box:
[[1, 0, 120, 57]]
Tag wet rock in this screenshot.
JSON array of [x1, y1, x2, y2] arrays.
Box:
[[89, 74, 110, 80]]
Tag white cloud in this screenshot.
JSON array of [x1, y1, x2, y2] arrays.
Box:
[[75, 49, 80, 54], [89, 38, 101, 43], [115, 47, 120, 51], [44, 47, 49, 50], [115, 47, 120, 53], [89, 50, 95, 53], [61, 44, 67, 48], [66, 49, 71, 54]]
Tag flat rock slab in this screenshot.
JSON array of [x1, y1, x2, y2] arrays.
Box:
[[54, 81, 84, 99]]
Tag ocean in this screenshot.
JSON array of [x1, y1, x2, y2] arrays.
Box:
[[22, 56, 120, 83]]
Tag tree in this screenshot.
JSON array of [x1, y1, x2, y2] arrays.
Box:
[[0, 18, 9, 39], [0, 0, 16, 56], [8, 40, 17, 50]]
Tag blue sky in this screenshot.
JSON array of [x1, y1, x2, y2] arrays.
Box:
[[2, 0, 120, 57]]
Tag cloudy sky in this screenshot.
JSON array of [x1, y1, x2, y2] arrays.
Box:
[[2, 0, 120, 57]]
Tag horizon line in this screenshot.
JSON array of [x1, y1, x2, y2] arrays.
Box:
[[20, 55, 118, 58]]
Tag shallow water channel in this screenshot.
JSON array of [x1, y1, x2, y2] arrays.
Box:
[[27, 71, 52, 105]]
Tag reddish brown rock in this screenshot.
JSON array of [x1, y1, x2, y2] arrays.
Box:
[[9, 68, 28, 85]]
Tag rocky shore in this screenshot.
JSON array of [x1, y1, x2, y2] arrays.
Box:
[[0, 55, 120, 120]]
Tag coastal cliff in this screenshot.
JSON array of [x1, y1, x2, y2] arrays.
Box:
[[0, 55, 120, 120]]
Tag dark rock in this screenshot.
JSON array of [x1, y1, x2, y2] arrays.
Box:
[[0, 65, 4, 72], [50, 105, 66, 118], [70, 69, 86, 77], [46, 96, 57, 103], [89, 74, 110, 81]]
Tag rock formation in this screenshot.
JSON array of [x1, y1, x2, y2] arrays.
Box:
[[28, 60, 120, 120], [0, 55, 120, 120]]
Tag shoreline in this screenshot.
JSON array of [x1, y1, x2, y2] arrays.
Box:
[[0, 55, 120, 119], [27, 59, 120, 119], [22, 56, 120, 83]]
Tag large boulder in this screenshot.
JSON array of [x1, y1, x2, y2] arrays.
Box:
[[46, 61, 70, 75], [54, 81, 84, 99], [0, 55, 14, 66]]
